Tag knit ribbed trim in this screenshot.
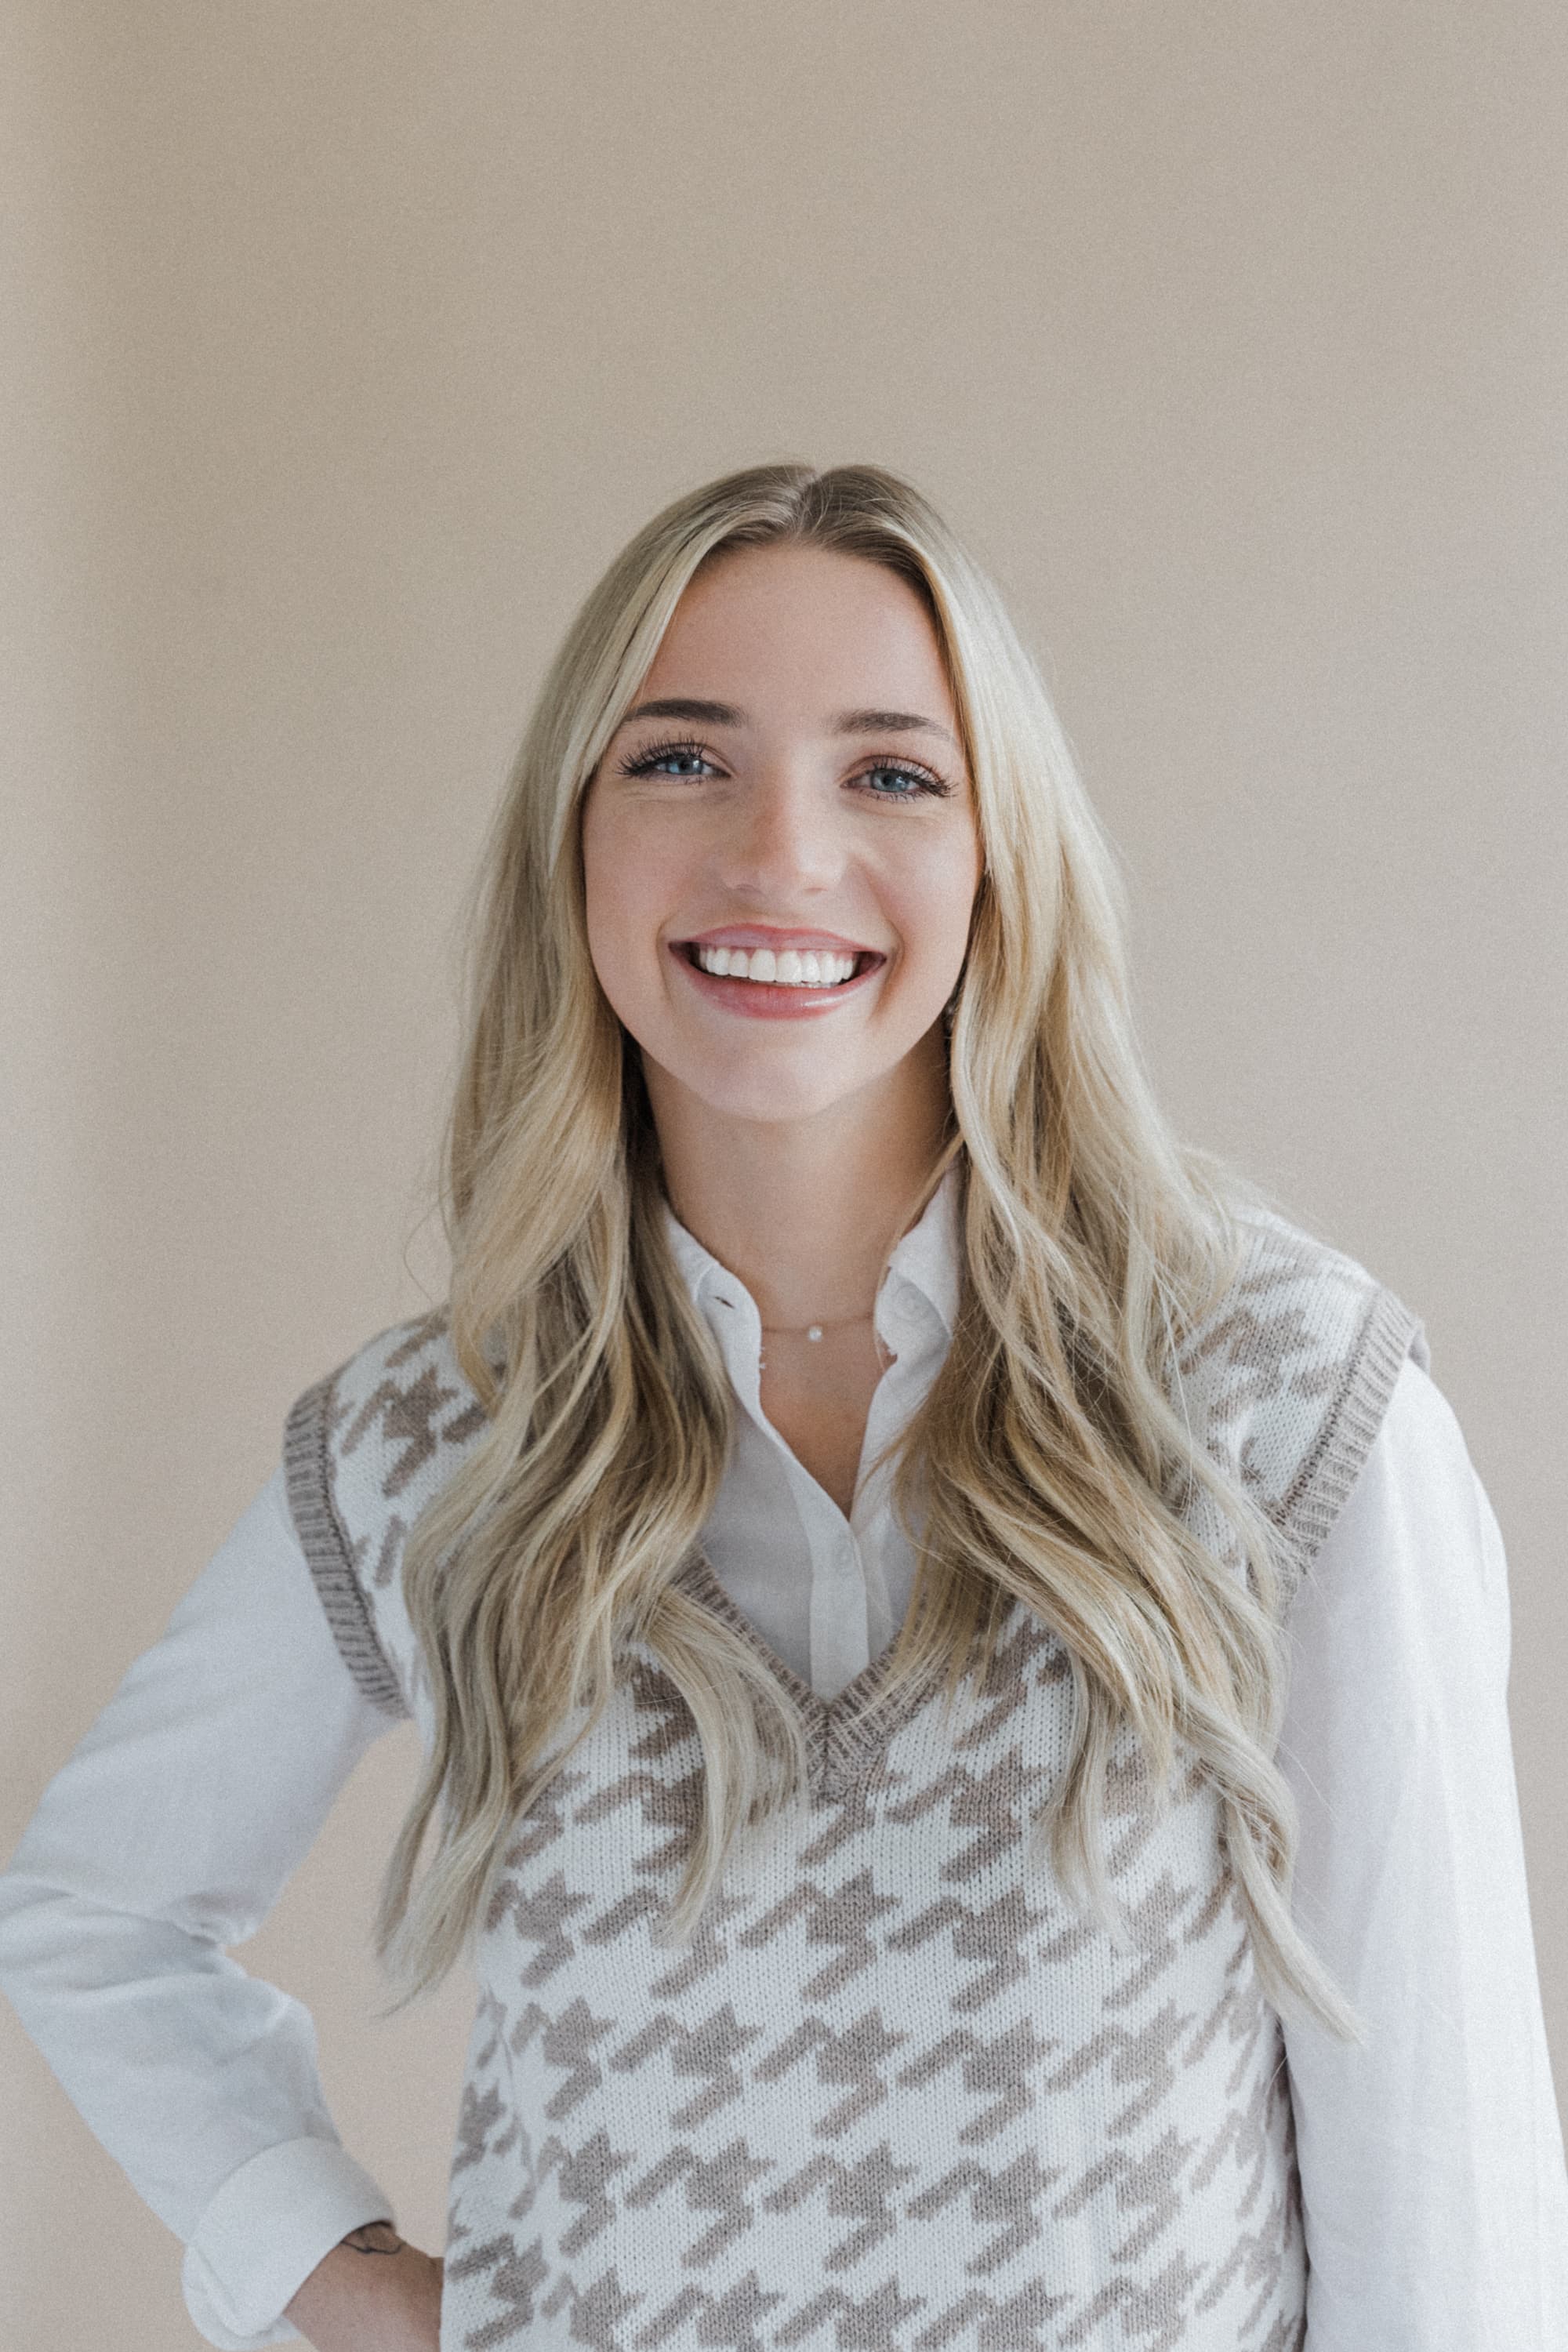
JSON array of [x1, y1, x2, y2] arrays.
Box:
[[1277, 1285, 1426, 1574], [677, 1551, 945, 1799], [283, 1371, 410, 1719]]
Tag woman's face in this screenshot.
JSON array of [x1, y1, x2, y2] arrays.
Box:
[[579, 543, 983, 1132]]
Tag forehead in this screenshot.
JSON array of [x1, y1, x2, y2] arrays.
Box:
[[637, 543, 958, 727]]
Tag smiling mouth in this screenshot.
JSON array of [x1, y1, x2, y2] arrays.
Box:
[[677, 942, 882, 989]]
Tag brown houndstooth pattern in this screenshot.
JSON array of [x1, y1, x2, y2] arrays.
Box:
[[283, 1209, 1423, 2350]]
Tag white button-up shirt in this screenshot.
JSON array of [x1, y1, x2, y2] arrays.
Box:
[[662, 1171, 960, 1700], [2, 1178, 1566, 2347]]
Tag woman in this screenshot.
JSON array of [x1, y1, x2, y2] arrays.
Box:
[[2, 463, 1564, 2350]]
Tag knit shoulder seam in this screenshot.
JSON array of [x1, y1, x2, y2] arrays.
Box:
[[1276, 1278, 1426, 1570], [282, 1367, 411, 1719]]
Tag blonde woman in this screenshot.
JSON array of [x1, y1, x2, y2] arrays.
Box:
[[2, 463, 1564, 2352]]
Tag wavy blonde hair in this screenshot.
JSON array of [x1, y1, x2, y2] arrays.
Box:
[[377, 460, 1359, 2042]]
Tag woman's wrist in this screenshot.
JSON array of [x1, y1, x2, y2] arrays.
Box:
[[283, 2222, 444, 2351]]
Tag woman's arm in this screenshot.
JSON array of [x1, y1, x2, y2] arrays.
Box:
[[1276, 1353, 1568, 2347], [0, 1467, 417, 2350]]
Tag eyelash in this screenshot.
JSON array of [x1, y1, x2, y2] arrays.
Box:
[[614, 735, 953, 803]]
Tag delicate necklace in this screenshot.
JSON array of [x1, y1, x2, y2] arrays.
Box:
[[757, 1308, 885, 1375], [759, 1309, 874, 1343]]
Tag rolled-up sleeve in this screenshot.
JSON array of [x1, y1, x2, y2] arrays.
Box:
[[1276, 1353, 1568, 2347], [0, 1466, 401, 2348]]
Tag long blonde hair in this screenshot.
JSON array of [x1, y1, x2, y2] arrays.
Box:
[[377, 460, 1358, 2040]]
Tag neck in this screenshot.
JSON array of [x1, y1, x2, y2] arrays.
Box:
[[645, 1032, 951, 1329]]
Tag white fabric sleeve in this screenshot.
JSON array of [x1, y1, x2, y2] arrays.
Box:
[[1276, 1352, 1568, 2348], [0, 1465, 404, 2350]]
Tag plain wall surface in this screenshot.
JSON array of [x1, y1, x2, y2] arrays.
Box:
[[3, 5, 1564, 2341]]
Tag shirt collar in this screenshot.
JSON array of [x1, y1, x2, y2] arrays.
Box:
[[659, 1160, 962, 1339]]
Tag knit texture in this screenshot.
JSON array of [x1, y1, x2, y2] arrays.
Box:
[[282, 1209, 1424, 2352]]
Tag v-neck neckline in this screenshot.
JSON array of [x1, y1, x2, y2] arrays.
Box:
[[673, 1549, 943, 1797]]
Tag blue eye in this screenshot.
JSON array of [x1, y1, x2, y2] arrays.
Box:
[[856, 763, 949, 801], [619, 740, 715, 779]]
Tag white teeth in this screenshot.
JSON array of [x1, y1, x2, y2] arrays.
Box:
[[694, 945, 860, 985]]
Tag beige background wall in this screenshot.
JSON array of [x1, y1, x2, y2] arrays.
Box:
[[4, 4, 1564, 2339]]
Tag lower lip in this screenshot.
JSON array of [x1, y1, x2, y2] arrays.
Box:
[[670, 946, 882, 1021]]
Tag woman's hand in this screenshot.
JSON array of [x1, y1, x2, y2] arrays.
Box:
[[283, 2220, 444, 2351]]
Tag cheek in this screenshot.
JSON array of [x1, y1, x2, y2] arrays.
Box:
[[579, 798, 634, 1001], [581, 799, 677, 1007], [895, 831, 982, 970]]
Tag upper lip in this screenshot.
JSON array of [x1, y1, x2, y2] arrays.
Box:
[[677, 924, 882, 956]]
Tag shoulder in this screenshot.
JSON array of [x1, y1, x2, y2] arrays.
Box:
[[286, 1307, 491, 1509], [1327, 1348, 1497, 1563], [1297, 1349, 1512, 1681], [1178, 1206, 1430, 1394], [1174, 1207, 1429, 1573], [281, 1309, 492, 1719]]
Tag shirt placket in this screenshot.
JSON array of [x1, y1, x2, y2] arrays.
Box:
[[702, 1271, 873, 1700], [853, 1278, 946, 1656]]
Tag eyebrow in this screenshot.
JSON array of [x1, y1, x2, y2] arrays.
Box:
[[619, 696, 960, 750]]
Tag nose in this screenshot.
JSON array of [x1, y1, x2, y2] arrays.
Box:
[[714, 767, 844, 900]]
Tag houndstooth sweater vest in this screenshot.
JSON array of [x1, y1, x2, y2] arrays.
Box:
[[282, 1210, 1424, 2352]]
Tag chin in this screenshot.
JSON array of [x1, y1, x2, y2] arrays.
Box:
[[648, 1033, 880, 1126], [684, 1071, 869, 1129]]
